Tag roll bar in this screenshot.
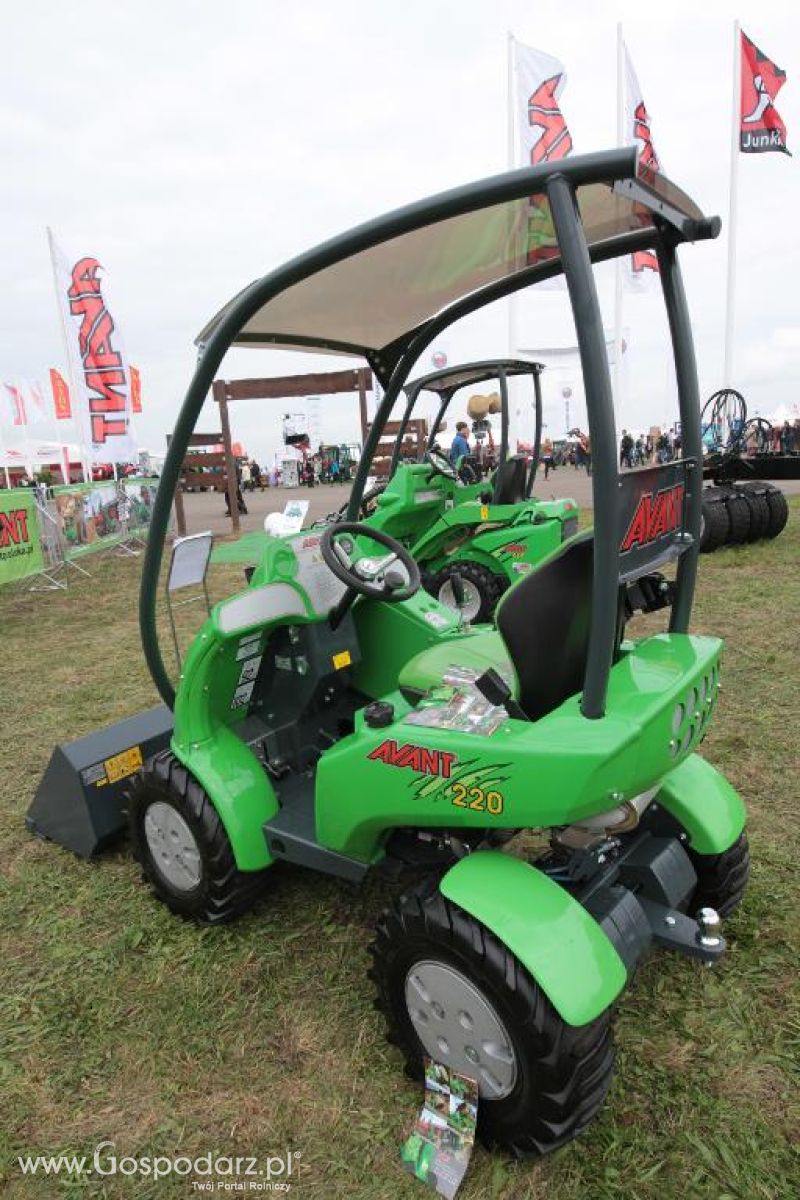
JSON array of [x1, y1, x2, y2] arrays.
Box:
[[140, 148, 718, 713]]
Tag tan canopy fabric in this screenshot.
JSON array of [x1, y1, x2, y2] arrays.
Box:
[[196, 165, 704, 360]]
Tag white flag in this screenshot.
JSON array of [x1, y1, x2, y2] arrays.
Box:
[[623, 44, 662, 290], [512, 40, 572, 290], [48, 230, 138, 464]]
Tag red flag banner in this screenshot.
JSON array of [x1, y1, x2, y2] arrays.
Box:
[[130, 365, 142, 414], [50, 368, 72, 419], [624, 43, 661, 287], [740, 31, 790, 155]]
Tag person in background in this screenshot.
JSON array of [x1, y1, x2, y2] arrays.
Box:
[[450, 421, 470, 466], [240, 459, 252, 491], [620, 429, 634, 470], [250, 459, 261, 490], [542, 437, 554, 479]]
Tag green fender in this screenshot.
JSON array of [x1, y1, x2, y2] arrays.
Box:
[[439, 851, 627, 1027], [655, 753, 745, 854]]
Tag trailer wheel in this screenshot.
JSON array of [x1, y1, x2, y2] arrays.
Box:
[[686, 832, 750, 918], [427, 561, 505, 623], [369, 878, 615, 1158], [763, 485, 789, 539], [722, 487, 751, 545], [737, 484, 770, 542], [127, 750, 268, 924], [699, 490, 731, 553]]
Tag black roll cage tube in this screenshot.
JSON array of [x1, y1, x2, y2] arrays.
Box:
[[140, 147, 718, 716]]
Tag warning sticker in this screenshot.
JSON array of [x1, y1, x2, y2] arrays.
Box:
[[231, 681, 256, 710], [104, 745, 143, 784], [236, 633, 262, 661], [238, 655, 262, 685], [332, 650, 352, 670]]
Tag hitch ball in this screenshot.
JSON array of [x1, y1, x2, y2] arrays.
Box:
[[697, 907, 722, 949]]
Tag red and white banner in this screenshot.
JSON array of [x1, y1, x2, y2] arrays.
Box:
[[26, 380, 50, 427], [130, 365, 142, 414], [515, 42, 572, 167], [3, 383, 26, 427], [50, 368, 72, 420], [513, 41, 572, 282], [49, 231, 138, 465], [740, 31, 790, 155], [623, 44, 661, 288]]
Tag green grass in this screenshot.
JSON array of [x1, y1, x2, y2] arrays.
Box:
[[1, 506, 799, 1198]]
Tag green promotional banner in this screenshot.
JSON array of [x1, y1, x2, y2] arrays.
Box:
[[52, 477, 160, 559], [0, 491, 44, 584]]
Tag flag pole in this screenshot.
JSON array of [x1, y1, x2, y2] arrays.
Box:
[[723, 21, 741, 386], [47, 227, 90, 483], [613, 22, 625, 432], [507, 30, 518, 359]]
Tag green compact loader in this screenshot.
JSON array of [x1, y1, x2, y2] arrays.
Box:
[[130, 149, 748, 1157], [341, 359, 578, 621]]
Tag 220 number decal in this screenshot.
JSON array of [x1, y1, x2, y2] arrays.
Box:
[[450, 782, 504, 815]]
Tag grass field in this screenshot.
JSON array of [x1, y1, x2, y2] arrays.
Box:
[[1, 504, 798, 1199]]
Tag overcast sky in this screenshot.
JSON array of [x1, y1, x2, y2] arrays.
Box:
[[1, 0, 798, 464]]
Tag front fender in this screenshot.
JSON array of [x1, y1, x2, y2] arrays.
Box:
[[654, 753, 745, 854], [439, 851, 626, 1026]]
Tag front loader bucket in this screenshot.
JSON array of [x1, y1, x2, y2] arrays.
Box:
[[26, 705, 174, 857]]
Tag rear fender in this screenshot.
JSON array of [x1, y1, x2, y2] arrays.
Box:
[[439, 851, 626, 1026], [654, 754, 745, 854]]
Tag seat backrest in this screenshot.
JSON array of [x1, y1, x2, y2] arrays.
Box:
[[496, 531, 593, 721], [491, 455, 528, 505]]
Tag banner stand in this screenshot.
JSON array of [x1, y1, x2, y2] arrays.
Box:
[[25, 497, 91, 592]]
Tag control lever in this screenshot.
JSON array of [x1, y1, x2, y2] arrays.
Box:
[[475, 668, 528, 721]]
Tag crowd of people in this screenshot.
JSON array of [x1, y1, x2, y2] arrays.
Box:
[[619, 428, 682, 469]]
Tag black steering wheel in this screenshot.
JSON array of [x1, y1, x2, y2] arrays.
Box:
[[320, 522, 421, 601], [425, 445, 459, 482]]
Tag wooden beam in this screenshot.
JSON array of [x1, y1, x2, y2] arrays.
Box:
[[220, 368, 373, 402], [215, 380, 240, 534]]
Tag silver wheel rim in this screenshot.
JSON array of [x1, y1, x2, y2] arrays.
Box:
[[404, 960, 518, 1099], [437, 579, 482, 622], [144, 801, 202, 892]]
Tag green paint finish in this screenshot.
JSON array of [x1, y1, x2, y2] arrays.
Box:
[[439, 851, 627, 1026], [350, 590, 462, 698], [655, 753, 746, 854], [398, 629, 515, 694], [315, 632, 724, 860]]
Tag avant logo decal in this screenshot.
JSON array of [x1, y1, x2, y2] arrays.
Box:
[[368, 740, 457, 779], [621, 483, 684, 552]]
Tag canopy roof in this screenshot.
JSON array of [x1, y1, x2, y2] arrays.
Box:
[[196, 149, 712, 375], [404, 358, 543, 398]]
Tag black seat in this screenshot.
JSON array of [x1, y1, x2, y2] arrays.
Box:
[[496, 531, 594, 721], [491, 455, 528, 504]]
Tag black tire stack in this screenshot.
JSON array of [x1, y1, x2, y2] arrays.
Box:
[[700, 481, 789, 553]]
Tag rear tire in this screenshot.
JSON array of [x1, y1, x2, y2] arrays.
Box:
[[427, 560, 505, 623], [737, 484, 769, 542], [369, 878, 615, 1158], [722, 487, 751, 545], [686, 832, 750, 919], [699, 489, 731, 553], [127, 750, 269, 924], [763, 485, 789, 539]]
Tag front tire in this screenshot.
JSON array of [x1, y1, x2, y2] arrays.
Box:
[[369, 879, 615, 1157], [427, 560, 505, 623], [127, 750, 269, 924]]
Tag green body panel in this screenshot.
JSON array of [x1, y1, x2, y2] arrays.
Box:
[[655, 753, 746, 854], [314, 633, 724, 860], [439, 851, 627, 1026], [398, 628, 514, 694], [170, 539, 322, 871], [350, 589, 463, 698]]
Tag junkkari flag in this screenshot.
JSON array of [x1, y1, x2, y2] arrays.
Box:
[[26, 380, 50, 427], [623, 43, 661, 286], [49, 231, 138, 464], [740, 31, 790, 155], [513, 41, 572, 277], [3, 383, 26, 427], [130, 365, 142, 414], [50, 368, 72, 420]]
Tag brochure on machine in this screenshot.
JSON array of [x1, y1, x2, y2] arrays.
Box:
[[400, 1059, 478, 1198]]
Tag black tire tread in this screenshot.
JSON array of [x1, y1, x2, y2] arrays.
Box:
[[425, 560, 506, 623], [127, 749, 268, 924], [763, 485, 789, 539], [736, 485, 770, 542], [699, 489, 731, 553], [687, 832, 750, 918], [722, 487, 751, 544], [368, 877, 615, 1158]]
